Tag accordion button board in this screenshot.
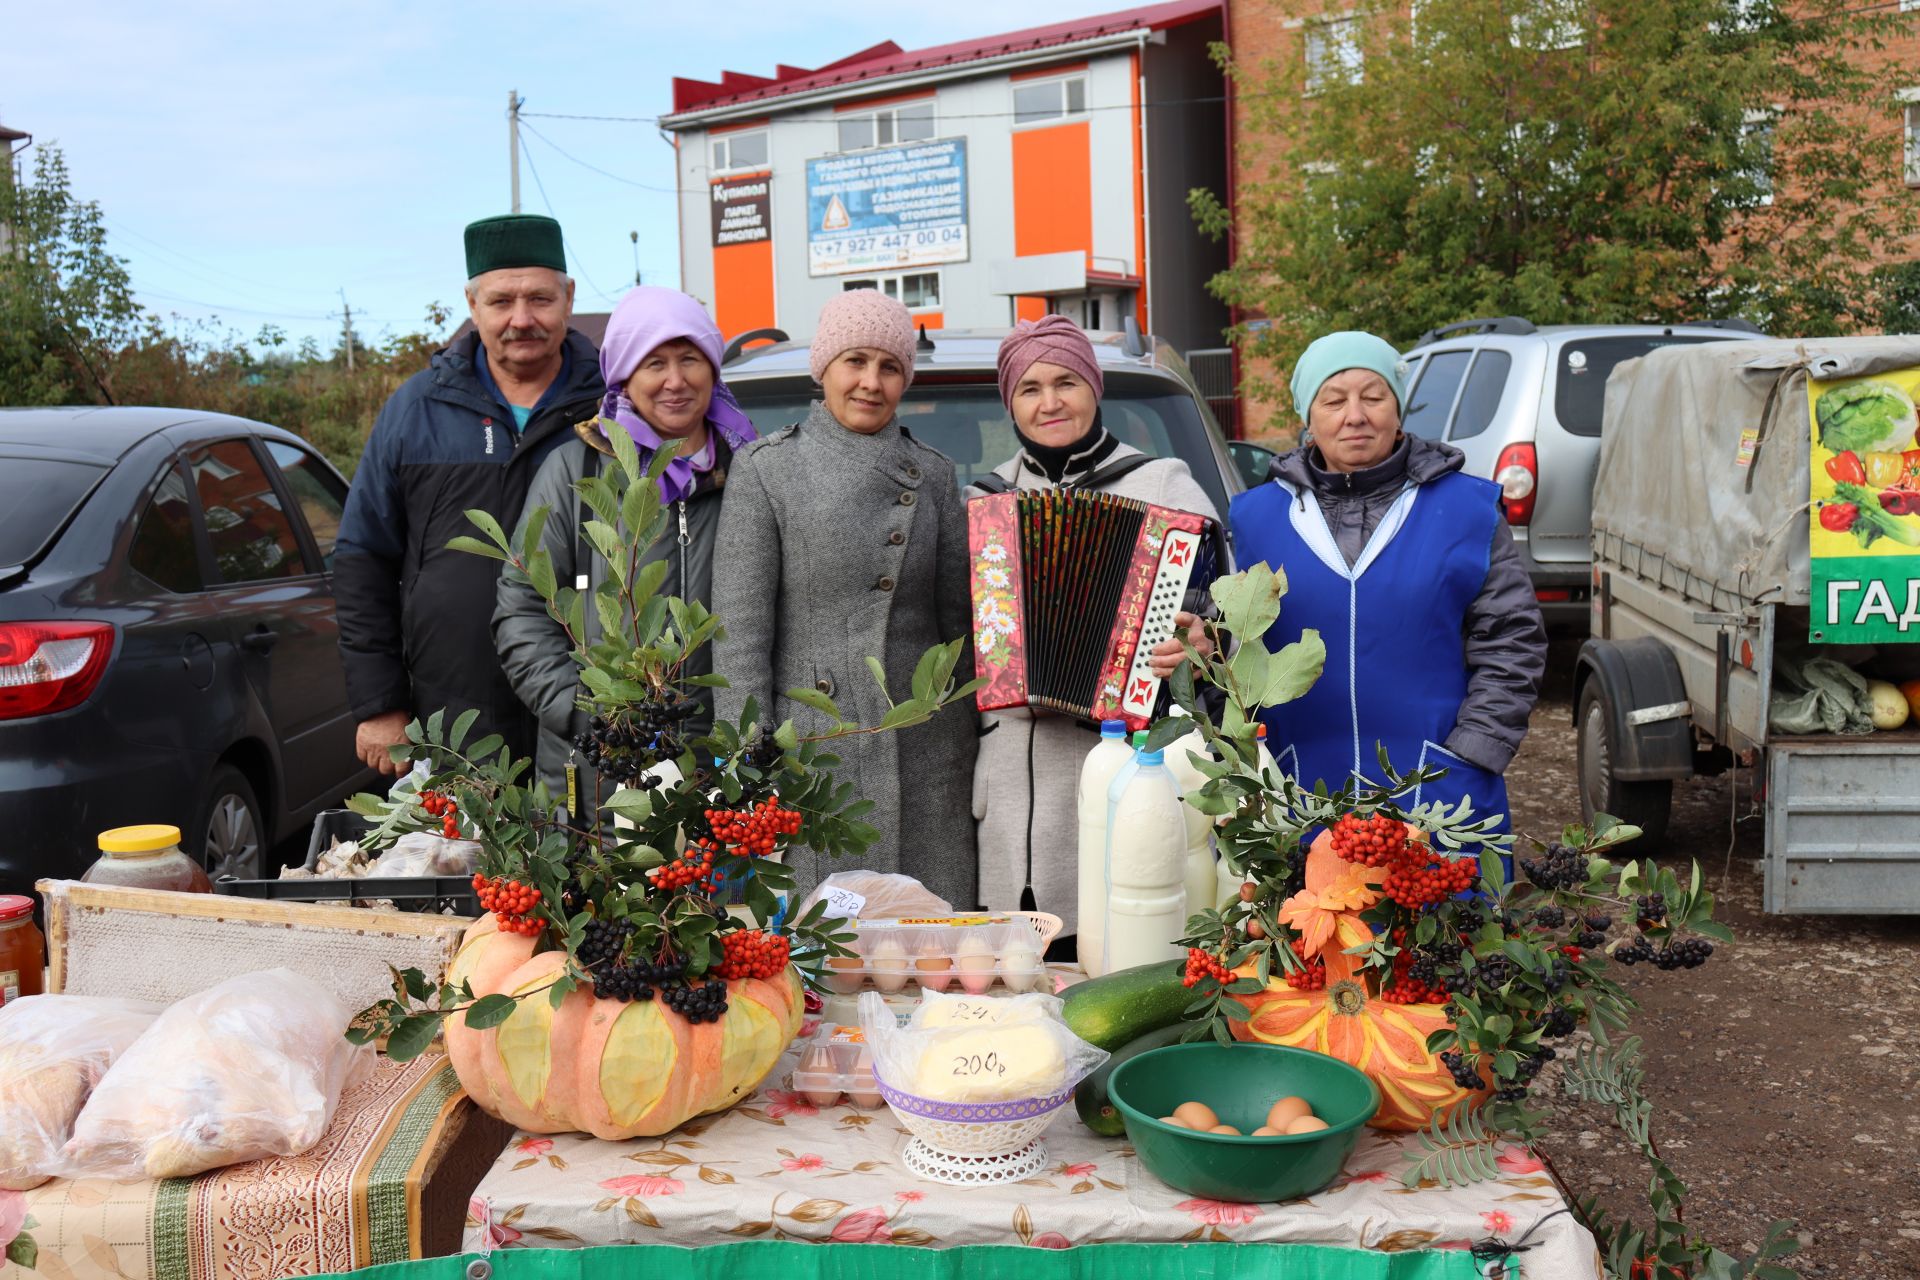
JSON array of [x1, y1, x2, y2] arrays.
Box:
[[967, 489, 1214, 729]]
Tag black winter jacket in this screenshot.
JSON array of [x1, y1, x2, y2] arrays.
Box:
[[334, 330, 605, 758], [1269, 435, 1546, 773]]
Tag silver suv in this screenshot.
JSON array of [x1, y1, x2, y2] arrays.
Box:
[[1398, 318, 1757, 625]]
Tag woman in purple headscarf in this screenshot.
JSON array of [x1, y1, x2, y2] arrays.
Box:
[[493, 286, 757, 808]]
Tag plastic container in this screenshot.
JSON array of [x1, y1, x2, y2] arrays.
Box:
[[1074, 720, 1133, 967], [1107, 1042, 1379, 1202], [81, 825, 212, 894], [820, 915, 1054, 998], [0, 894, 45, 1006], [1093, 747, 1187, 975], [789, 1023, 885, 1108], [1217, 725, 1280, 910], [1160, 717, 1217, 928]]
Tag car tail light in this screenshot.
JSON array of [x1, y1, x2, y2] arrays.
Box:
[[1494, 443, 1538, 526], [0, 621, 115, 720], [1535, 588, 1571, 602]]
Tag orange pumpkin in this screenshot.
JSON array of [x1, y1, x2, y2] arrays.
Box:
[[443, 915, 805, 1138], [1230, 829, 1482, 1131]]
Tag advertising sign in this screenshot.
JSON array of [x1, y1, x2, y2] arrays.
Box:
[[710, 172, 771, 248], [1808, 367, 1920, 642], [806, 139, 968, 276]]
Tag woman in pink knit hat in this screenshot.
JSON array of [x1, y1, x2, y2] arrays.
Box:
[[969, 313, 1221, 952], [711, 290, 977, 908]]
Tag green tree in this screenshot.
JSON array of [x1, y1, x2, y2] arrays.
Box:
[[0, 144, 148, 404], [1196, 0, 1918, 412]]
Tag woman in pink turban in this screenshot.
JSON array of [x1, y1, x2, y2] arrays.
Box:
[[969, 314, 1221, 951]]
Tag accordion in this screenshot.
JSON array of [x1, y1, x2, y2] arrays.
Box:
[[968, 489, 1214, 727]]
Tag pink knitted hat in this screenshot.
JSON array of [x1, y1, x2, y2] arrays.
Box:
[[809, 290, 917, 387], [997, 314, 1104, 410]]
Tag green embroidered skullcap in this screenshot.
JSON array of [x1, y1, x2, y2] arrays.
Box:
[[464, 214, 567, 277]]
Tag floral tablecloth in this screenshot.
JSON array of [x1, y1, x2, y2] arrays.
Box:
[[463, 1049, 1600, 1279]]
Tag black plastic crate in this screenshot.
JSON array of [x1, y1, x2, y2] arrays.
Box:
[[209, 809, 480, 915], [306, 808, 376, 870]]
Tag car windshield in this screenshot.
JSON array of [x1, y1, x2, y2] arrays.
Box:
[[1554, 335, 1728, 437], [726, 371, 1235, 517], [0, 456, 108, 568]]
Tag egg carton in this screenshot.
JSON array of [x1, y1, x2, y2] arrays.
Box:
[[789, 1023, 885, 1109], [819, 912, 1061, 997]]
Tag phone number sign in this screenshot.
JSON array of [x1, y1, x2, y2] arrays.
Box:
[[806, 139, 969, 276]]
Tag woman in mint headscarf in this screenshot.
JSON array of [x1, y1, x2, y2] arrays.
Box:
[[1229, 331, 1546, 831], [493, 286, 757, 808]]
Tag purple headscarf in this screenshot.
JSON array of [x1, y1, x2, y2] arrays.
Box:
[[597, 286, 758, 503]]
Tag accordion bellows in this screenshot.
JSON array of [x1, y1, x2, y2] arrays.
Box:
[[968, 489, 1211, 726]]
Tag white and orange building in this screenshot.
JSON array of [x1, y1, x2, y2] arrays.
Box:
[[661, 0, 1231, 367]]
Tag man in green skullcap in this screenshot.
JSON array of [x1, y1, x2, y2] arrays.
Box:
[[335, 214, 606, 775]]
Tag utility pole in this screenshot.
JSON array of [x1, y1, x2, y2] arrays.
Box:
[[338, 288, 355, 373], [508, 90, 523, 214], [630, 230, 641, 286]]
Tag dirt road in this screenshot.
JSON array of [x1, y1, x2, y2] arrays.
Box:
[[1505, 637, 1920, 1279]]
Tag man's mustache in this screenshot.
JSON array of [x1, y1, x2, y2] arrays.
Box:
[[500, 325, 551, 342]]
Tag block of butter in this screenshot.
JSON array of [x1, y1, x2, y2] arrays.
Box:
[[909, 1023, 1067, 1103]]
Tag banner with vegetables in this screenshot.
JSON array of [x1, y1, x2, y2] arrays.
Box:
[[1809, 370, 1920, 643]]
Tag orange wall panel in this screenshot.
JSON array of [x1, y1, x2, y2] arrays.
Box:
[[1015, 297, 1049, 323], [712, 239, 775, 340], [1012, 121, 1092, 262], [909, 311, 944, 331]]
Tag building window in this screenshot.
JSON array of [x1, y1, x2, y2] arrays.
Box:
[[837, 100, 936, 153], [1305, 17, 1363, 93], [1905, 101, 1920, 188], [1509, 0, 1584, 51], [1740, 108, 1777, 205], [710, 130, 769, 174], [1013, 75, 1088, 126], [843, 271, 942, 310]]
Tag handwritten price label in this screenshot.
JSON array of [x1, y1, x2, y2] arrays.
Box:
[[951, 1051, 1007, 1079], [820, 887, 867, 920]]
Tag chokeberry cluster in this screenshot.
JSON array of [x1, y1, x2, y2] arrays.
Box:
[[589, 955, 687, 1003], [1520, 842, 1588, 891], [572, 702, 700, 785], [1441, 1050, 1483, 1091], [1471, 954, 1517, 994], [660, 978, 729, 1023], [1635, 893, 1668, 929], [1613, 935, 1656, 966], [1651, 938, 1714, 970], [578, 917, 637, 970]]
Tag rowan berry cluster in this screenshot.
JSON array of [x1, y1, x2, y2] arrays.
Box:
[[473, 874, 543, 935], [714, 928, 792, 981], [1183, 947, 1233, 988], [705, 797, 802, 858], [1281, 937, 1326, 991], [1328, 813, 1476, 908], [648, 839, 720, 893], [1326, 813, 1409, 867], [1381, 944, 1444, 1005], [420, 790, 461, 839]]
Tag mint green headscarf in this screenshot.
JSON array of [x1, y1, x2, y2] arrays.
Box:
[[1289, 331, 1408, 423]]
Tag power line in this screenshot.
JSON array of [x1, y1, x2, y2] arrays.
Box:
[[107, 218, 339, 302], [519, 121, 687, 194], [133, 283, 342, 322], [516, 136, 623, 306]]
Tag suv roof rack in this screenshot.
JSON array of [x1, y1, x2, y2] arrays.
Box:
[[721, 327, 790, 365], [1413, 316, 1537, 346], [1690, 318, 1762, 334]]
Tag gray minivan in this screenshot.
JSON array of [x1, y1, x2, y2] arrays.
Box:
[[1397, 318, 1757, 624]]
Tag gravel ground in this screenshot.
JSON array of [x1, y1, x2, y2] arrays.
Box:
[[1504, 635, 1920, 1279]]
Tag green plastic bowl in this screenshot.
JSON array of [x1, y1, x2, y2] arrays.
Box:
[[1107, 1041, 1379, 1202]]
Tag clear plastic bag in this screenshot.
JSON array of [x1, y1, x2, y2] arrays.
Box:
[[368, 832, 479, 878], [63, 968, 371, 1180], [858, 989, 1106, 1104], [798, 871, 952, 921], [904, 987, 1065, 1029], [0, 995, 162, 1190]]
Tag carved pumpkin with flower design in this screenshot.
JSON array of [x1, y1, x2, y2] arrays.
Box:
[[1229, 828, 1482, 1130]]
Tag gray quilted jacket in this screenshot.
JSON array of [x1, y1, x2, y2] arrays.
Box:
[[1269, 435, 1545, 773]]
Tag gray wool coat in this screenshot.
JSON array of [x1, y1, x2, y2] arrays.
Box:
[[712, 402, 978, 909], [965, 439, 1219, 935]]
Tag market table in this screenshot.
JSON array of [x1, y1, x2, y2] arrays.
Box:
[[455, 1044, 1601, 1279]]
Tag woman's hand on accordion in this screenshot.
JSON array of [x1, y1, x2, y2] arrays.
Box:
[[1149, 611, 1213, 679]]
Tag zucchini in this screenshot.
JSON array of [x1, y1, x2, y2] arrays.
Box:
[[1075, 1022, 1190, 1135], [1061, 959, 1192, 1051]]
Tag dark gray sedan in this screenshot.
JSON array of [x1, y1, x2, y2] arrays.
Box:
[[0, 407, 376, 895]]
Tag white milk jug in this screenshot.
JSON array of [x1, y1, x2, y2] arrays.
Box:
[[1076, 721, 1136, 976], [1161, 717, 1217, 928], [1097, 747, 1188, 975], [1217, 723, 1280, 908]]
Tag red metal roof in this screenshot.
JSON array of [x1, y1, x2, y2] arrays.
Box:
[[667, 0, 1220, 119]]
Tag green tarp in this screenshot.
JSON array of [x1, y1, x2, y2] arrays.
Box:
[[334, 1242, 1501, 1280]]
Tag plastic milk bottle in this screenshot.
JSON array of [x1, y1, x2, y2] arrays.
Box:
[[1161, 715, 1217, 927], [1217, 724, 1280, 908], [1097, 745, 1189, 975], [1076, 721, 1135, 977]]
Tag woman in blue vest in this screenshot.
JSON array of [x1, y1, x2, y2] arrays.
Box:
[[1229, 332, 1546, 829]]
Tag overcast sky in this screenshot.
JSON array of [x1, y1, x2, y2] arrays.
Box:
[[2, 0, 1129, 352]]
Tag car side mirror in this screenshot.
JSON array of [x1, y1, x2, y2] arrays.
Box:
[[1228, 440, 1279, 488]]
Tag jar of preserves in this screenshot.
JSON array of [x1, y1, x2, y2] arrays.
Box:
[[82, 825, 213, 894], [0, 895, 45, 1006]]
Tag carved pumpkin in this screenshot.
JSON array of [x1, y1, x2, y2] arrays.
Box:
[[1230, 830, 1481, 1130], [443, 916, 804, 1138]]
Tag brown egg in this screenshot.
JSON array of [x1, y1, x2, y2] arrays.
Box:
[[824, 955, 864, 995], [1208, 1124, 1241, 1136], [1286, 1116, 1330, 1135], [1158, 1115, 1190, 1128], [1251, 1126, 1284, 1137], [1266, 1096, 1313, 1130], [1172, 1101, 1219, 1130]]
